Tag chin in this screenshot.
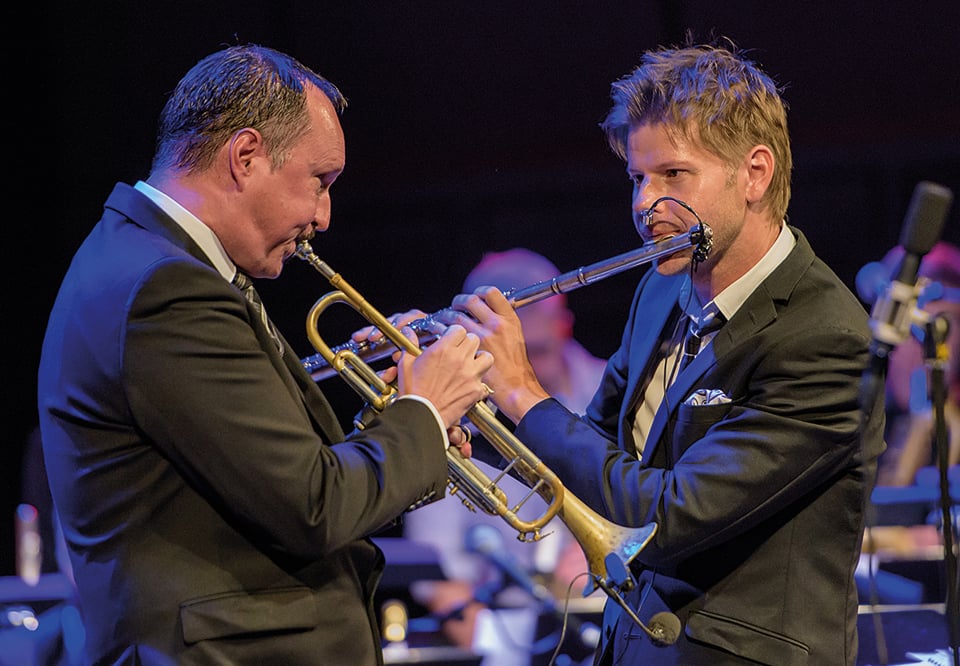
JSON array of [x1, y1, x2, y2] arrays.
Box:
[[261, 258, 285, 279], [654, 253, 692, 276]]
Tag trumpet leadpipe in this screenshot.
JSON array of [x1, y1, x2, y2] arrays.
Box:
[[302, 223, 712, 381]]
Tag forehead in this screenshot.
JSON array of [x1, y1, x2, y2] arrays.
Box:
[[302, 85, 345, 157], [627, 123, 690, 156], [626, 122, 726, 169]]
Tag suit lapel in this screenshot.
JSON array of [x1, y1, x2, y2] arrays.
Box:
[[643, 340, 722, 463], [280, 340, 345, 442], [640, 227, 814, 466], [108, 182, 346, 444], [619, 278, 684, 457]]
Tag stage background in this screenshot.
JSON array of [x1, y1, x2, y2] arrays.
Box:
[[6, 1, 960, 580]]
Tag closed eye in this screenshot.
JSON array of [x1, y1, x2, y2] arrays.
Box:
[[316, 171, 340, 196]]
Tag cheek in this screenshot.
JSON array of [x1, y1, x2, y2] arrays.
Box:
[[701, 190, 747, 246]]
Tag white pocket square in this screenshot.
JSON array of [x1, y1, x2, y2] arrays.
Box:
[[684, 388, 731, 406]]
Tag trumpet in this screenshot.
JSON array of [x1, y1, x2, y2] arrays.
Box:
[[292, 234, 707, 624], [302, 223, 713, 381]]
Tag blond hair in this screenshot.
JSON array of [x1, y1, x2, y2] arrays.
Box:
[[601, 42, 792, 222]]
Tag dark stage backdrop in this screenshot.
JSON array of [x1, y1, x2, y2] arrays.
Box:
[[6, 1, 959, 576]]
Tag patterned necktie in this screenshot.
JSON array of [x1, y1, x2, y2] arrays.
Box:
[[679, 311, 725, 371], [232, 271, 284, 356]]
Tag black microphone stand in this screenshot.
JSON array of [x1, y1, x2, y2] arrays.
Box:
[[923, 316, 959, 666]]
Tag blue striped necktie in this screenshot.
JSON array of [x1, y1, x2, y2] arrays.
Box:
[[679, 311, 725, 371]]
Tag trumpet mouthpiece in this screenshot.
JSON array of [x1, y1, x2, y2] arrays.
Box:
[[295, 240, 315, 259]]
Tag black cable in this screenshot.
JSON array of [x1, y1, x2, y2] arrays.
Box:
[[924, 316, 960, 666]]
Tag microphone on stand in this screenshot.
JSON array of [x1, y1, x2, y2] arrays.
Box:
[[856, 182, 957, 666], [859, 181, 953, 412], [465, 523, 602, 653], [465, 523, 557, 611]]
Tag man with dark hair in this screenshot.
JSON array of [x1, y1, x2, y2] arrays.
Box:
[[38, 44, 492, 665]]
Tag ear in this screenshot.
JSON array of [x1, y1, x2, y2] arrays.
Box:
[[227, 128, 265, 186], [743, 144, 775, 204]]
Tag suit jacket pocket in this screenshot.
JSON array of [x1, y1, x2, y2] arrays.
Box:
[[686, 609, 809, 666], [180, 587, 318, 644], [674, 400, 734, 449]]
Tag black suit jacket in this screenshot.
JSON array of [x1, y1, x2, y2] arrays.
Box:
[[515, 228, 885, 665], [38, 183, 449, 665]]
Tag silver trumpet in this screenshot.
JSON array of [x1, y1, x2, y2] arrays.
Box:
[[301, 223, 713, 382]]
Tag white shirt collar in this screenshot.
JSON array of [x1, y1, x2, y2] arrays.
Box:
[[134, 180, 237, 282], [679, 222, 796, 325]]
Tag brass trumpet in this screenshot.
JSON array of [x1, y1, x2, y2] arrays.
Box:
[[301, 223, 713, 382], [293, 232, 713, 605]]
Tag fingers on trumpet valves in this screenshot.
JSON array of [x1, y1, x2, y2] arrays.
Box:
[[435, 306, 474, 329], [447, 423, 473, 455], [473, 349, 494, 376]]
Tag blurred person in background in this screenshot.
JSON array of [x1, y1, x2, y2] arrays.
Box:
[[403, 248, 606, 658]]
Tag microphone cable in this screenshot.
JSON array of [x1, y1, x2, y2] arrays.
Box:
[[544, 570, 601, 666]]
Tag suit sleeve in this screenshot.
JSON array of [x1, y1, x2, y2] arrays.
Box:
[[123, 259, 448, 559], [516, 283, 881, 568]]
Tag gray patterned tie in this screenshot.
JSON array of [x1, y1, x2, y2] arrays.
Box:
[[232, 271, 284, 356]]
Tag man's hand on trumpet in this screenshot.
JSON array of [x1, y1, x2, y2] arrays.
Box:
[[439, 288, 552, 426], [351, 309, 493, 455]]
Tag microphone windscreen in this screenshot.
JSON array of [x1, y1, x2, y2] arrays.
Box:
[[465, 523, 502, 555], [899, 182, 953, 255], [855, 261, 889, 305], [648, 611, 682, 646]]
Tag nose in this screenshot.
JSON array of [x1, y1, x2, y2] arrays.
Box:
[[314, 193, 332, 232], [631, 178, 659, 228]]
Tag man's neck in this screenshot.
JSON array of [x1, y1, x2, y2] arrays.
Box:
[[693, 220, 782, 303]]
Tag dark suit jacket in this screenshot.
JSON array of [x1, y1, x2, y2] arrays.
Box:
[[514, 228, 885, 665], [38, 183, 449, 665]]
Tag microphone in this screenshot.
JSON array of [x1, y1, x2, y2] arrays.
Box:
[[867, 181, 952, 348], [465, 523, 556, 610], [594, 553, 681, 647], [646, 611, 682, 646], [860, 181, 953, 410], [465, 523, 602, 652], [467, 523, 681, 648]]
